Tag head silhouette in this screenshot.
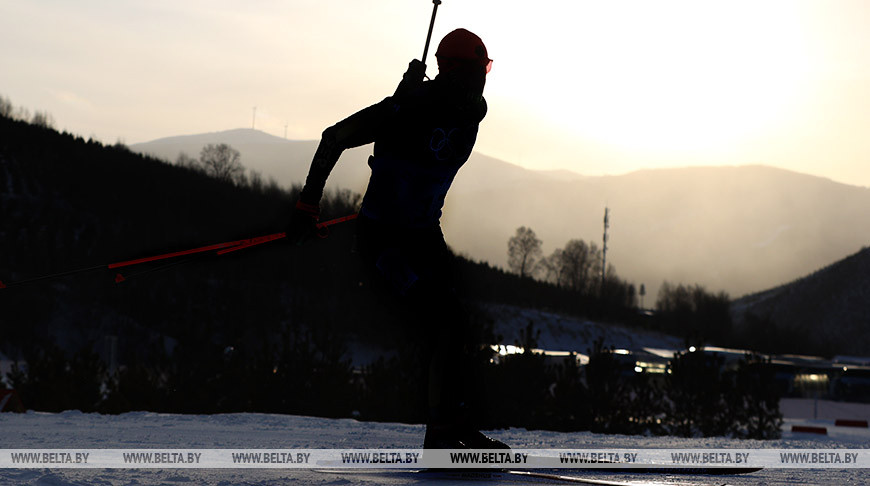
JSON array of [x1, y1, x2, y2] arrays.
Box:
[[435, 28, 491, 101]]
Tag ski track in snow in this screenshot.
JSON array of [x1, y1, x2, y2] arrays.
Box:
[[1, 411, 868, 485]]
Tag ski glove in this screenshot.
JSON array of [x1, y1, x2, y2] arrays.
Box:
[[286, 199, 323, 246], [394, 59, 427, 97]]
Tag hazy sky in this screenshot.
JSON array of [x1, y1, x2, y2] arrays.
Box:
[[2, 0, 870, 187]]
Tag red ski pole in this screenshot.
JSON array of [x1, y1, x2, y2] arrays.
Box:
[[0, 213, 359, 289]]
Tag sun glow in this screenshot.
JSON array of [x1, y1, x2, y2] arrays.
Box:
[[451, 1, 814, 158], [562, 4, 810, 154]]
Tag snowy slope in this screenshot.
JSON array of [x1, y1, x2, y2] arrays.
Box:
[[1, 411, 868, 485], [482, 304, 681, 354], [345, 304, 682, 367]]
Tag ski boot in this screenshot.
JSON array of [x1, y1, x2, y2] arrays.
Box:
[[423, 423, 510, 449]]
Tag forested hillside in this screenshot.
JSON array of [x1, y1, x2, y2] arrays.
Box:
[[732, 247, 870, 356]]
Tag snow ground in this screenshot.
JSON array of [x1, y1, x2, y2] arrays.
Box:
[[1, 410, 867, 486], [780, 398, 870, 422], [3, 306, 866, 485]]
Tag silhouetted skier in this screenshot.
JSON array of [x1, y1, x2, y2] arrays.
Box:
[[288, 28, 508, 449]]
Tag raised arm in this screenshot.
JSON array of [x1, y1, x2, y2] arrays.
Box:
[[287, 61, 426, 244], [298, 101, 388, 207], [299, 59, 427, 206]]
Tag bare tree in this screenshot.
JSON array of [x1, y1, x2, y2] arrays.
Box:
[[558, 239, 602, 294], [538, 248, 563, 285], [507, 226, 543, 278], [248, 169, 264, 193], [655, 282, 732, 341], [176, 152, 199, 170], [264, 176, 283, 197], [199, 143, 244, 184], [14, 106, 30, 123], [31, 110, 55, 129], [0, 95, 13, 118], [639, 283, 647, 309], [600, 263, 637, 307]]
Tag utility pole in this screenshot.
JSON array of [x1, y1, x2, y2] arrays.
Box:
[[601, 207, 609, 294]]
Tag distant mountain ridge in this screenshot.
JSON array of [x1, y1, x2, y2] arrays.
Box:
[[136, 128, 294, 147], [131, 128, 580, 195], [131, 129, 870, 300]]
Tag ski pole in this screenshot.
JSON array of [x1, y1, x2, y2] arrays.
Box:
[[213, 213, 358, 256], [106, 213, 359, 268], [112, 213, 358, 280], [0, 213, 359, 289], [421, 0, 442, 65]]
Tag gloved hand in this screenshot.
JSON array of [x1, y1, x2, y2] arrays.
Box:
[[405, 59, 427, 80], [286, 199, 321, 246], [393, 59, 427, 97]]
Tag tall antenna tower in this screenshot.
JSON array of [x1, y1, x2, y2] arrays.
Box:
[[252, 106, 257, 129], [601, 207, 610, 293]]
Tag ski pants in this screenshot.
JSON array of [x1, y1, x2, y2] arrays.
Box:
[[354, 215, 477, 426]]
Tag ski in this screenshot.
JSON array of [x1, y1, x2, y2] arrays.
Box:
[[529, 464, 763, 475], [503, 457, 762, 475], [315, 468, 740, 485], [314, 457, 762, 477], [418, 469, 679, 485]]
